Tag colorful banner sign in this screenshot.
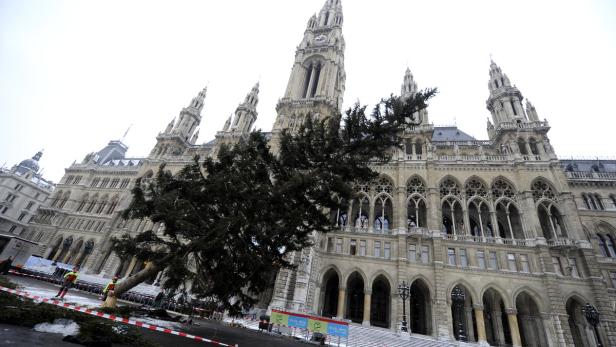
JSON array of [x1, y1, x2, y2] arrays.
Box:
[[270, 309, 349, 338]]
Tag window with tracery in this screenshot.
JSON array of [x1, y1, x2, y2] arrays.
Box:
[[532, 180, 556, 201], [440, 178, 461, 198], [407, 177, 425, 195], [464, 178, 488, 198], [492, 179, 516, 199], [374, 177, 393, 195], [407, 177, 427, 228]]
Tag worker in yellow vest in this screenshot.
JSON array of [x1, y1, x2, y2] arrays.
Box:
[[102, 276, 119, 301], [55, 266, 79, 299]]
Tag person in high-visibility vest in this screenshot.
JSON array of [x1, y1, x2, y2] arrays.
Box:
[[102, 276, 119, 301], [55, 266, 79, 299]]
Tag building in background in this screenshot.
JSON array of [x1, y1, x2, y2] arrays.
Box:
[[0, 151, 54, 237], [21, 0, 616, 345]]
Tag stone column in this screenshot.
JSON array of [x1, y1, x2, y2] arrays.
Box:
[[427, 189, 441, 231], [362, 290, 372, 326], [396, 186, 406, 234], [462, 206, 470, 236], [474, 305, 488, 344], [525, 142, 533, 158], [336, 287, 346, 319], [493, 310, 505, 345], [368, 201, 375, 233], [466, 307, 476, 342], [489, 211, 499, 238], [507, 309, 523, 347]]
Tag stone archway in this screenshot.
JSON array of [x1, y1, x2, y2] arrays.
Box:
[[566, 297, 593, 347], [321, 269, 339, 318], [47, 237, 63, 260], [345, 272, 364, 323], [409, 279, 432, 335], [370, 275, 391, 328], [483, 288, 512, 346], [516, 292, 548, 347], [451, 284, 478, 342]]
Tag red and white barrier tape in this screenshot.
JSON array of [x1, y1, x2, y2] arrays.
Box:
[[0, 285, 238, 346]]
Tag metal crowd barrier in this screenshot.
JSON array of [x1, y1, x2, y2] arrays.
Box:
[[13, 268, 157, 306]]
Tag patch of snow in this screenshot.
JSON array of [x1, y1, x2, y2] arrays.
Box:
[[21, 285, 106, 308], [34, 319, 80, 336], [133, 316, 183, 329]]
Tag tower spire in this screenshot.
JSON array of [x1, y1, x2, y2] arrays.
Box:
[[171, 85, 206, 140], [486, 61, 526, 126], [400, 67, 428, 125], [274, 0, 345, 133], [230, 82, 260, 133]]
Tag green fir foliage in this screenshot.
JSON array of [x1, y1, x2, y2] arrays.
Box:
[[113, 90, 436, 314]]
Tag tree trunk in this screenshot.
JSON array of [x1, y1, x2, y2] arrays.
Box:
[[101, 262, 160, 308]]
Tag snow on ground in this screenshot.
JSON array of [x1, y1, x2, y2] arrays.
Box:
[[24, 256, 161, 296], [23, 286, 105, 308], [34, 319, 80, 336], [133, 317, 183, 329]]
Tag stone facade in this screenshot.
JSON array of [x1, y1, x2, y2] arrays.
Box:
[[22, 1, 616, 346]]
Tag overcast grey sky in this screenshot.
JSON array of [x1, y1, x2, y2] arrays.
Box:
[[1, 0, 615, 182]]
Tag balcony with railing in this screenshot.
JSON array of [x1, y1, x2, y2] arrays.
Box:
[[565, 171, 616, 181]]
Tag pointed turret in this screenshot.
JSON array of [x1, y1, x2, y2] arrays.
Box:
[[400, 67, 428, 125], [164, 118, 175, 133], [230, 82, 259, 133], [401, 67, 418, 98], [525, 100, 539, 121], [306, 14, 318, 30], [171, 85, 206, 140], [223, 115, 232, 131], [318, 0, 343, 27], [486, 60, 526, 125], [189, 86, 207, 113]]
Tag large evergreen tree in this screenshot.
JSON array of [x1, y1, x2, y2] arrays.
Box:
[[105, 90, 436, 311]]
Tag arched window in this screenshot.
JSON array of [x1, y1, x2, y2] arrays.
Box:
[[86, 194, 98, 213], [529, 138, 539, 155], [96, 195, 109, 214], [606, 234, 616, 257], [597, 234, 609, 257], [76, 194, 89, 212], [372, 177, 393, 232], [465, 178, 489, 238], [351, 194, 369, 231], [414, 141, 423, 155], [330, 197, 349, 228], [594, 194, 604, 210], [533, 179, 566, 239], [440, 178, 464, 235], [518, 138, 527, 155], [581, 194, 591, 210], [407, 177, 427, 228], [106, 195, 119, 214]]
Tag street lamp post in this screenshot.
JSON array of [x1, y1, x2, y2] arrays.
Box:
[[398, 280, 410, 332], [451, 287, 467, 342], [582, 303, 603, 347]]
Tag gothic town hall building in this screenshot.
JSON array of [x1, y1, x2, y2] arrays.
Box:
[[23, 1, 616, 346]]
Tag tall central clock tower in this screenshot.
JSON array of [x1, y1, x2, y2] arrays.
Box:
[[267, 0, 345, 313], [272, 0, 346, 134]]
